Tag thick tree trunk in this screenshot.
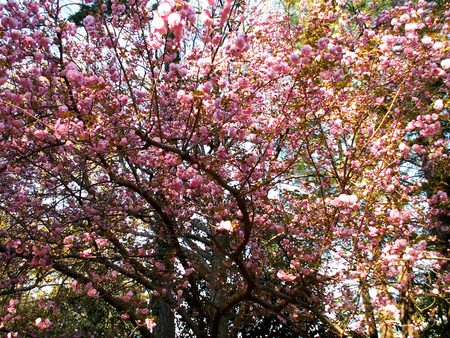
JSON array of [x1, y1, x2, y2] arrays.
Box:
[[378, 313, 394, 338], [154, 299, 175, 338]]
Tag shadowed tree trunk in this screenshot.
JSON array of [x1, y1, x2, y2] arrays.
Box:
[[398, 265, 419, 338], [154, 299, 175, 338]]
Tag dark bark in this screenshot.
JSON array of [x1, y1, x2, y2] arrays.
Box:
[[154, 299, 175, 338]]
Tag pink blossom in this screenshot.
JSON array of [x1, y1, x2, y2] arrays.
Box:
[[54, 119, 68, 139], [290, 53, 300, 64], [121, 291, 133, 302], [164, 0, 176, 8], [197, 57, 212, 73], [234, 34, 248, 50], [119, 137, 128, 146], [317, 37, 330, 50], [200, 10, 213, 26], [394, 239, 407, 251], [152, 15, 166, 34], [383, 304, 398, 316], [172, 178, 184, 192], [59, 105, 68, 113], [189, 175, 203, 189], [300, 44, 313, 57], [399, 14, 410, 23], [154, 262, 165, 270], [441, 59, 450, 70], [168, 13, 181, 29], [277, 270, 296, 282], [139, 308, 149, 314], [332, 194, 358, 208], [9, 299, 19, 307], [35, 318, 52, 329], [83, 15, 95, 27], [145, 318, 157, 329], [87, 288, 99, 297], [158, 3, 172, 17], [389, 209, 402, 223], [422, 36, 433, 47], [434, 99, 444, 111], [80, 249, 91, 258], [216, 220, 233, 232], [403, 247, 420, 262], [34, 129, 47, 140], [433, 42, 443, 51]]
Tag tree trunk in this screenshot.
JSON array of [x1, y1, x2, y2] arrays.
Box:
[[376, 283, 394, 338], [398, 265, 419, 338], [154, 299, 175, 338], [361, 282, 378, 338]]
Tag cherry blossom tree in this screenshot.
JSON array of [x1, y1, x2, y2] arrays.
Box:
[[0, 0, 449, 337]]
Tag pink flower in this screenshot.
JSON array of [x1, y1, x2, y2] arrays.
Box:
[[87, 288, 99, 297], [34, 129, 47, 140], [290, 53, 300, 65], [83, 15, 95, 27], [389, 209, 402, 223], [140, 308, 149, 315], [200, 10, 213, 26], [9, 299, 19, 307], [172, 178, 184, 192], [189, 175, 203, 189], [216, 220, 233, 232], [152, 15, 166, 34], [35, 318, 53, 329], [399, 14, 410, 23], [119, 137, 128, 146], [383, 304, 398, 316], [277, 270, 296, 282], [158, 3, 172, 17], [54, 119, 68, 139], [121, 291, 133, 302], [434, 99, 444, 111], [317, 37, 330, 50], [80, 249, 91, 258], [332, 194, 358, 208], [145, 318, 157, 329], [234, 34, 248, 50], [300, 45, 313, 57], [154, 262, 165, 270], [168, 13, 181, 29], [422, 36, 433, 47], [441, 59, 450, 70], [197, 57, 212, 73], [394, 239, 407, 251]]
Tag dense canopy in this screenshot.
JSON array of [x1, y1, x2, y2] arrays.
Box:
[[0, 0, 449, 337]]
